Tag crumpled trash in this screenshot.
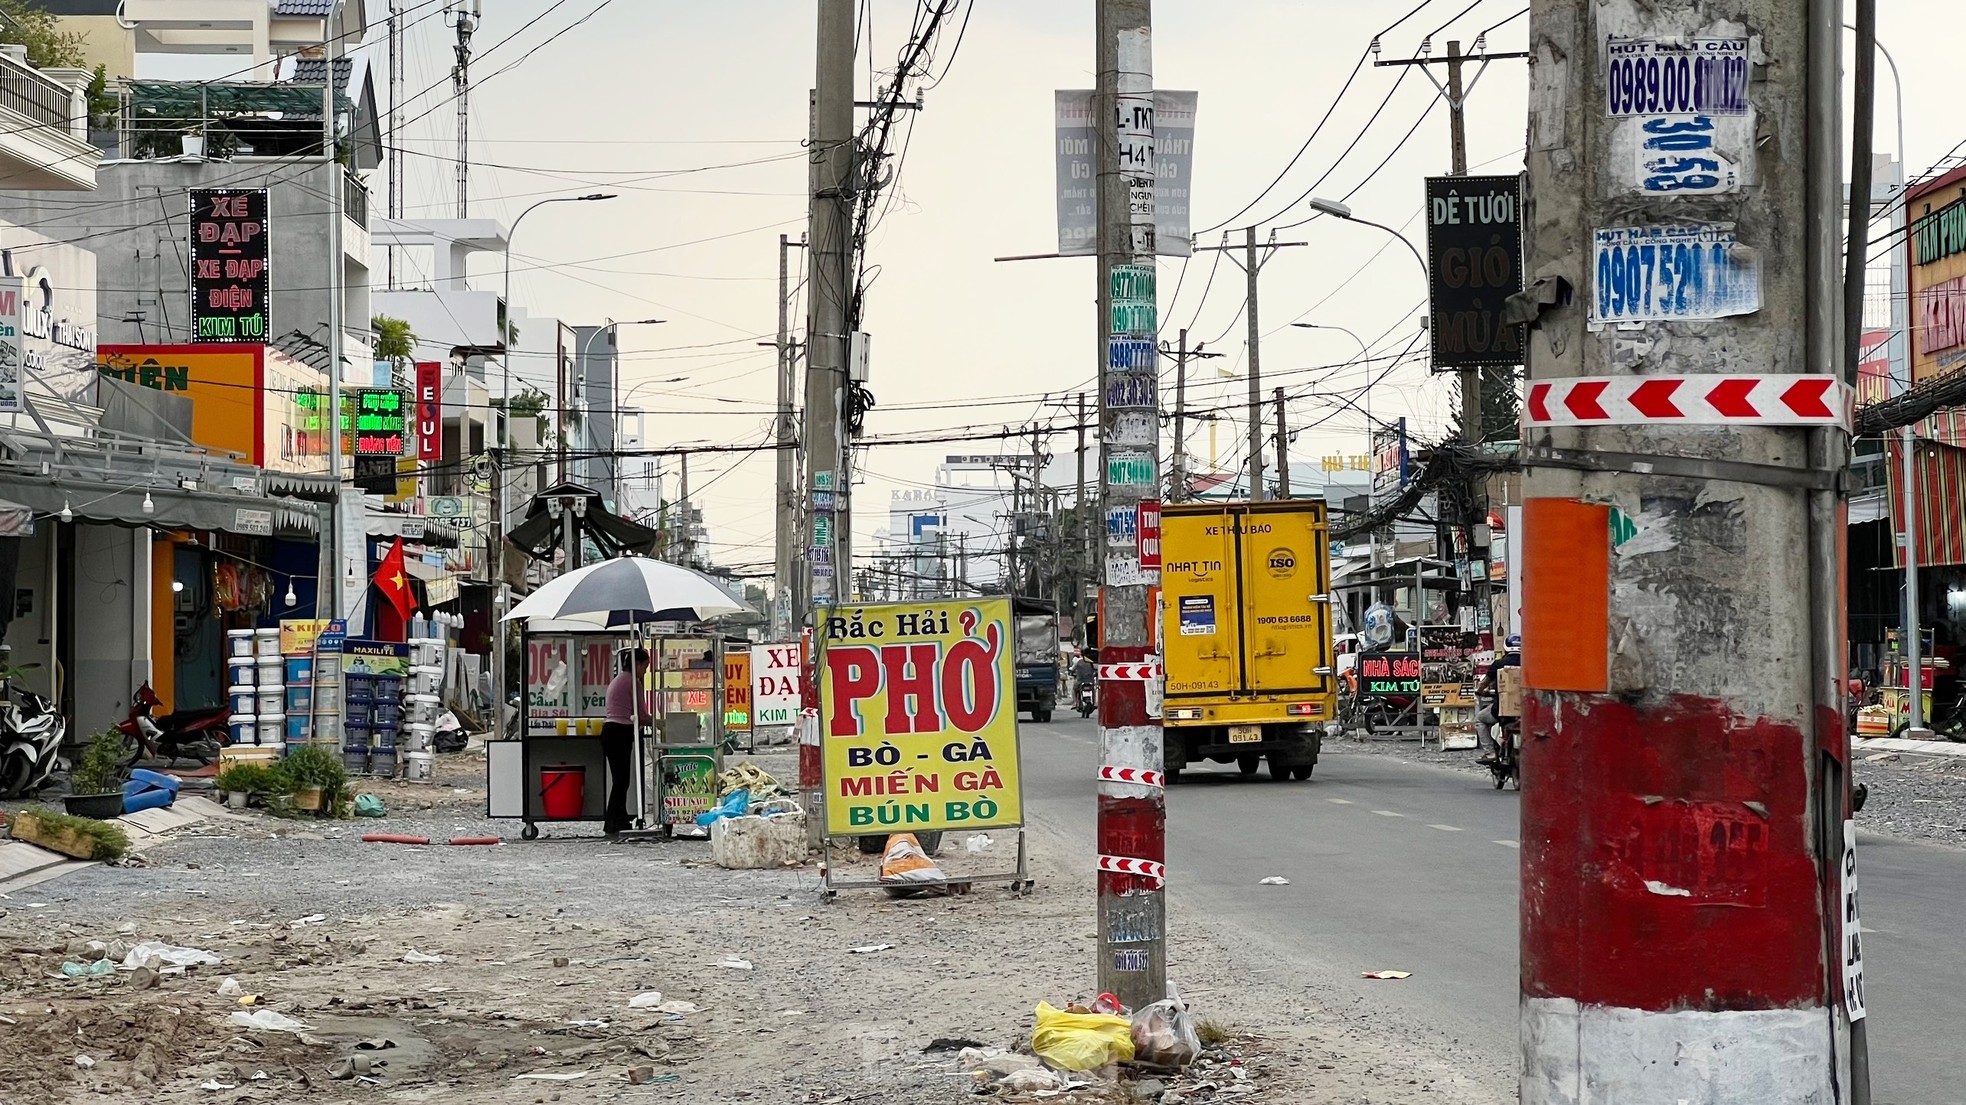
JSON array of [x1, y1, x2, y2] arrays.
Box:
[[718, 762, 782, 800], [1258, 876, 1290, 886], [694, 788, 751, 827], [353, 794, 386, 818], [627, 991, 664, 1009], [965, 834, 993, 853], [60, 960, 116, 978], [1001, 1067, 1074, 1092], [402, 949, 445, 963], [1130, 990, 1201, 1068], [716, 957, 753, 971], [74, 1055, 96, 1068], [228, 1009, 310, 1033], [216, 977, 243, 997], [849, 944, 893, 954], [653, 1000, 698, 1015], [1361, 970, 1412, 980], [1031, 1001, 1136, 1071], [121, 942, 221, 970]]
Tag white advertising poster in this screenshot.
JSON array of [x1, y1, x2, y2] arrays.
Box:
[[1507, 505, 1524, 638], [1590, 224, 1762, 327], [750, 640, 801, 727], [1056, 89, 1197, 257]]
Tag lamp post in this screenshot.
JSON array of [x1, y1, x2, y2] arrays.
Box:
[[572, 317, 664, 489], [1293, 322, 1379, 577], [1308, 196, 1430, 299], [489, 192, 614, 739]]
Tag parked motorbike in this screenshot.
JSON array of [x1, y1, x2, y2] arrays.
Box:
[[1076, 681, 1095, 719], [117, 682, 228, 767], [0, 683, 66, 799]]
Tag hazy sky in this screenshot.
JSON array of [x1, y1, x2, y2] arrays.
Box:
[[170, 1, 1964, 579]]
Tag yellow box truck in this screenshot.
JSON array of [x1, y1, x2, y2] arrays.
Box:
[[1158, 499, 1334, 781]]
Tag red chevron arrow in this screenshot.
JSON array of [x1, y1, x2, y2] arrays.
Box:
[[1528, 382, 1553, 423], [1564, 380, 1610, 420], [1629, 378, 1683, 419], [1098, 855, 1167, 881], [1098, 766, 1166, 788], [1781, 378, 1835, 418], [1706, 378, 1757, 417]]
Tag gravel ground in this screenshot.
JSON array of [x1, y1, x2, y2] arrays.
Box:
[[0, 748, 1501, 1105]]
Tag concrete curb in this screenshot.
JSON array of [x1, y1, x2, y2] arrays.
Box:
[[0, 794, 230, 892], [1854, 737, 1966, 759]]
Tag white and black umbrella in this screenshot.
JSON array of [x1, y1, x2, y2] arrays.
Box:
[[503, 556, 752, 627]]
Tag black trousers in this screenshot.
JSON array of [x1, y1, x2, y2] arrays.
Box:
[[600, 722, 634, 831]]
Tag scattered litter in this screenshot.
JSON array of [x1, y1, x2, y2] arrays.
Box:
[[716, 957, 753, 971], [1131, 989, 1201, 1068], [933, 1039, 991, 1056], [653, 1000, 698, 1015], [628, 1067, 681, 1085], [1032, 1001, 1136, 1071], [694, 788, 751, 827], [121, 942, 221, 969], [719, 761, 783, 800], [965, 834, 993, 853], [228, 1009, 311, 1033], [217, 977, 243, 997], [849, 943, 893, 954], [566, 1019, 610, 1029], [1001, 1068, 1073, 1092], [199, 1080, 237, 1091], [60, 960, 115, 978], [354, 1038, 396, 1051], [1360, 970, 1412, 980], [353, 794, 386, 818], [402, 949, 445, 963], [1258, 876, 1290, 886], [290, 914, 328, 926], [74, 1055, 96, 1069], [513, 1071, 592, 1082], [328, 1056, 387, 1081], [627, 991, 664, 1009]]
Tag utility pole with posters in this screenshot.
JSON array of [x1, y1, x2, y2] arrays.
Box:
[[1093, 0, 1166, 1011], [1519, 1, 1864, 1101], [804, 0, 854, 620]]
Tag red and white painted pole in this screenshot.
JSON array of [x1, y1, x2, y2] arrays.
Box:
[[1520, 1, 1861, 1100], [1093, 0, 1166, 1011]]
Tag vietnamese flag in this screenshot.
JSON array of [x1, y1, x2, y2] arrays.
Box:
[[373, 538, 418, 621]]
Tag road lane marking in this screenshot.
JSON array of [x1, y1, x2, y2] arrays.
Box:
[[1427, 824, 1463, 832], [1493, 840, 1520, 848], [1326, 798, 1354, 805], [1372, 810, 1404, 818]]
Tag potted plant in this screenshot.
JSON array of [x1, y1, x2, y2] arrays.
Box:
[[213, 762, 281, 810], [276, 745, 347, 815], [64, 730, 128, 819]]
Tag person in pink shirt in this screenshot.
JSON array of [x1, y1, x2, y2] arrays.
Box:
[[602, 647, 651, 834]]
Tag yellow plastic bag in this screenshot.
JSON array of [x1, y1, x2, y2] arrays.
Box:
[[1031, 1001, 1136, 1071]]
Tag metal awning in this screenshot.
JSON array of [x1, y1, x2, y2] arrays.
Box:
[[263, 470, 338, 502], [0, 476, 319, 539], [0, 498, 32, 538], [403, 558, 447, 582], [366, 511, 460, 548]]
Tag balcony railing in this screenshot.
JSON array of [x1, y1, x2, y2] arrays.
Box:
[[343, 167, 368, 229], [0, 52, 73, 132]]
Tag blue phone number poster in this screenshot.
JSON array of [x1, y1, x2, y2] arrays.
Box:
[[1590, 224, 1761, 327]]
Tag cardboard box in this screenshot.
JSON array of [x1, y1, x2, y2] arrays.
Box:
[[1498, 666, 1524, 718]]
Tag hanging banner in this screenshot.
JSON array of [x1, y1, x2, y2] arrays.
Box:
[[1424, 175, 1524, 371], [723, 649, 753, 732], [751, 640, 801, 726], [189, 188, 270, 343], [820, 598, 1022, 835], [1055, 89, 1198, 257], [0, 283, 21, 413], [415, 361, 442, 461]]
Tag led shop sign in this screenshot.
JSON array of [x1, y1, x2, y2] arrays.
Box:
[[188, 189, 269, 343], [353, 389, 408, 455]]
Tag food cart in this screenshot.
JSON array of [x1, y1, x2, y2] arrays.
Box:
[[487, 619, 648, 839]]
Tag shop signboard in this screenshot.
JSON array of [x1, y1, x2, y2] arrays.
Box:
[[751, 640, 800, 726], [0, 284, 21, 413], [1370, 418, 1409, 502], [820, 598, 1023, 835], [189, 188, 270, 343], [1420, 625, 1479, 707], [98, 345, 330, 473], [1424, 175, 1524, 370], [343, 639, 409, 677], [1358, 652, 1423, 697], [279, 618, 345, 657], [415, 362, 442, 461], [525, 637, 573, 735], [723, 649, 752, 732], [659, 747, 720, 824]]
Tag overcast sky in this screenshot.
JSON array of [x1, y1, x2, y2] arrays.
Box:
[[156, 1, 1962, 579]]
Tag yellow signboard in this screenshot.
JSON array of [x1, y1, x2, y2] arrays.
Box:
[[279, 618, 335, 656], [820, 598, 1022, 835], [723, 650, 752, 732]]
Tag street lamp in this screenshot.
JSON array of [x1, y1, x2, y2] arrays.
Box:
[[490, 192, 615, 740], [574, 318, 665, 489], [1308, 196, 1430, 291]]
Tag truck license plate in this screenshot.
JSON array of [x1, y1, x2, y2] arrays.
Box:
[[1228, 725, 1262, 744]]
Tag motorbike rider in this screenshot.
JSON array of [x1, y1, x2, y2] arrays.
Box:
[[1070, 651, 1096, 701], [1475, 634, 1522, 765]]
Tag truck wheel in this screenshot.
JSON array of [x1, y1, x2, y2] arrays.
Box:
[[1237, 755, 1260, 776], [1290, 764, 1315, 781], [1267, 753, 1292, 781], [1032, 708, 1052, 723]]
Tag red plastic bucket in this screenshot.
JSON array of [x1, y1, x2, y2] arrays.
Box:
[[540, 765, 586, 820]]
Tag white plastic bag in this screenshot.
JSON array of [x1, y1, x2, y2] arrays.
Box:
[[1130, 987, 1201, 1068]]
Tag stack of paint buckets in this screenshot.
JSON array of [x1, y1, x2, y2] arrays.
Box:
[[344, 662, 405, 778], [222, 628, 287, 746], [401, 637, 445, 783], [284, 635, 341, 762]]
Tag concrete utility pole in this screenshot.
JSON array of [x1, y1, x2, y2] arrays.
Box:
[[1273, 387, 1289, 497], [386, 0, 403, 290], [1094, 0, 1165, 1011], [1375, 37, 1528, 442], [1165, 329, 1222, 503], [324, 15, 345, 619], [449, 0, 479, 218], [1520, 3, 1862, 1102], [803, 0, 854, 617], [771, 233, 805, 641], [1193, 234, 1306, 500], [1077, 392, 1091, 636]]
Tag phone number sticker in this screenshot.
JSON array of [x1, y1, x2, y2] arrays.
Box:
[[1605, 36, 1750, 118], [1590, 224, 1761, 326]]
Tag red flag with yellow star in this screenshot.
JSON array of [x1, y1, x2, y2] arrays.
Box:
[[373, 538, 418, 621]]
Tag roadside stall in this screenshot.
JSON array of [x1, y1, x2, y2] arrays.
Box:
[[488, 556, 752, 841]]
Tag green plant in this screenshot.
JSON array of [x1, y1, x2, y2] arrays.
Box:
[[1195, 1019, 1234, 1048], [17, 806, 129, 860], [70, 730, 127, 795], [275, 745, 349, 813], [213, 762, 283, 797], [0, 1, 89, 69]]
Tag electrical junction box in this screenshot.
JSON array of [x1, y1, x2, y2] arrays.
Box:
[[849, 331, 871, 382]]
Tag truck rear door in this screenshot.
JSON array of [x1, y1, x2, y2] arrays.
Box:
[[1237, 501, 1333, 698], [1161, 505, 1240, 699]]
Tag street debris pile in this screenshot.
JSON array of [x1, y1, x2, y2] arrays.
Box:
[[955, 989, 1263, 1102]]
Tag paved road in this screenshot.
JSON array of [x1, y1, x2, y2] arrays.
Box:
[[1021, 717, 1964, 1104]]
